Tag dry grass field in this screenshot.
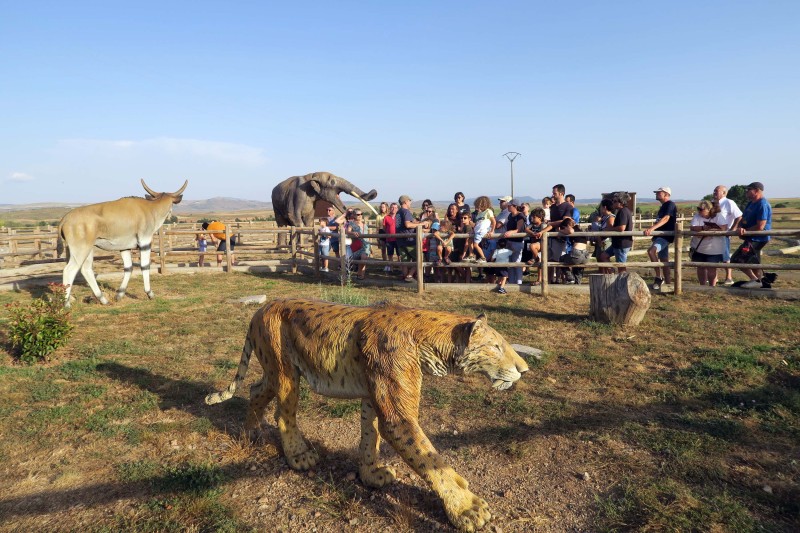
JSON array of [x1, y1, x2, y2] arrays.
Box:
[[1, 269, 799, 532]]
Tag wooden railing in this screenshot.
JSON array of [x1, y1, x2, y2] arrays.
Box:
[[2, 220, 799, 298]]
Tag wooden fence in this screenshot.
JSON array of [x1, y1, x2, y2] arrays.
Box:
[[2, 220, 799, 298]]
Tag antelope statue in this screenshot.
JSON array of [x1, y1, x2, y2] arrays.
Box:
[[57, 179, 188, 307]]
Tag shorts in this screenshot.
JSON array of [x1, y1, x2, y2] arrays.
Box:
[[319, 242, 331, 256], [604, 246, 630, 263], [398, 243, 416, 262], [650, 237, 670, 259], [473, 219, 492, 244], [561, 248, 590, 265], [691, 251, 723, 263], [386, 240, 398, 257], [216, 236, 236, 252], [722, 236, 731, 262]]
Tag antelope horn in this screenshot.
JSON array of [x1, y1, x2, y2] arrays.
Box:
[[173, 179, 188, 195], [141, 179, 158, 197], [351, 192, 379, 216]]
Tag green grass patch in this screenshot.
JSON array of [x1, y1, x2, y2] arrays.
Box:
[[677, 346, 770, 394], [213, 358, 238, 370], [57, 356, 101, 380], [29, 380, 63, 402], [80, 340, 151, 357], [424, 386, 452, 409], [322, 399, 360, 418], [189, 417, 213, 435], [595, 477, 757, 532], [117, 459, 161, 482]]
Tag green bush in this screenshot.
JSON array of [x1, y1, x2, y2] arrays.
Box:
[[7, 283, 73, 363]]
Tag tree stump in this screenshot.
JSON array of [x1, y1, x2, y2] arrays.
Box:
[[589, 273, 651, 326]]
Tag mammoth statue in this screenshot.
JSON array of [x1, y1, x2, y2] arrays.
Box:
[[271, 171, 378, 227]]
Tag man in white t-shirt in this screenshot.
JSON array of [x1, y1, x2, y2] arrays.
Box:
[[495, 196, 512, 230], [713, 185, 743, 285]]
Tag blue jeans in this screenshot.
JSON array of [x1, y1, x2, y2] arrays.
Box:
[[507, 241, 524, 284]]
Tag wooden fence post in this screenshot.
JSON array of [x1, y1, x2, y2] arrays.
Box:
[[158, 225, 166, 273], [225, 224, 232, 273], [674, 221, 683, 295], [416, 225, 424, 294], [313, 227, 320, 278], [339, 225, 347, 286], [290, 227, 297, 274], [541, 231, 549, 297]]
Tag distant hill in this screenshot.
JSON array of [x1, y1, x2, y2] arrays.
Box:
[[174, 197, 272, 213]]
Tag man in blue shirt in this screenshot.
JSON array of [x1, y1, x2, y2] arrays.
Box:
[[732, 182, 776, 289], [644, 186, 678, 291]]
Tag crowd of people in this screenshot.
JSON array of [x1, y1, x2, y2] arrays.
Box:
[[312, 181, 777, 291]]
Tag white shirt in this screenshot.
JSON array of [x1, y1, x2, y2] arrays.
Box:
[[690, 213, 727, 255], [717, 197, 743, 229], [495, 208, 510, 228]]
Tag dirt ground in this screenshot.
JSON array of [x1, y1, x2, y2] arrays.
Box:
[[1, 269, 798, 532]]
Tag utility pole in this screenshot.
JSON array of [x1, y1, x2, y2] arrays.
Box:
[[502, 152, 521, 198]]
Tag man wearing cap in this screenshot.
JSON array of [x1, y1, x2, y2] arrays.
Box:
[[644, 187, 678, 291], [712, 185, 743, 285], [396, 194, 430, 282], [495, 196, 512, 230], [732, 182, 776, 289]]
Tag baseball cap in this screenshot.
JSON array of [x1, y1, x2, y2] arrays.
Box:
[[398, 194, 412, 204], [745, 181, 764, 191], [508, 198, 521, 206], [430, 221, 440, 231], [499, 196, 513, 202], [653, 187, 672, 195]]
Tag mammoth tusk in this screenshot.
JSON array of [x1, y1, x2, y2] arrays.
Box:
[[351, 192, 379, 216]]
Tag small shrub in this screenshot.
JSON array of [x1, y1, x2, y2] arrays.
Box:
[[6, 283, 73, 363]]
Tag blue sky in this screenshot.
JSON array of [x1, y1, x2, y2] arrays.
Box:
[[2, 1, 798, 205]]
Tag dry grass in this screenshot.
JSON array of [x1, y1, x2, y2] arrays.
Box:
[[0, 269, 799, 532]]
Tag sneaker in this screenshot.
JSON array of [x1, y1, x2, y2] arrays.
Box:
[[320, 267, 329, 272], [741, 280, 762, 289], [476, 258, 487, 263], [517, 279, 523, 285], [722, 278, 735, 286], [652, 277, 663, 291], [763, 272, 778, 284], [497, 287, 507, 294]]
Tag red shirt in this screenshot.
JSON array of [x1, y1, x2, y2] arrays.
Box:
[[383, 215, 397, 242]]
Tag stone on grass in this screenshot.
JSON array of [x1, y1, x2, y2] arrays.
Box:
[[230, 295, 267, 305]]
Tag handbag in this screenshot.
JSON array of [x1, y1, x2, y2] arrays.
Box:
[[731, 240, 759, 264], [689, 236, 705, 257]]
